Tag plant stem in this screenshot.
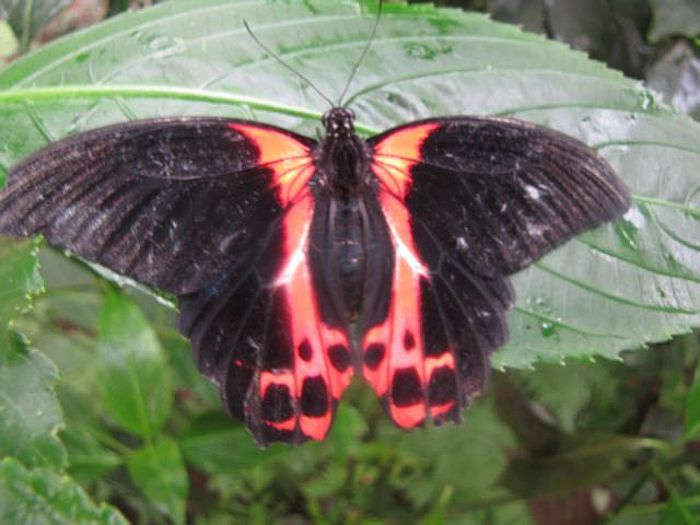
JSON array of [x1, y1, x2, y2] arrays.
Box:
[[0, 85, 380, 135]]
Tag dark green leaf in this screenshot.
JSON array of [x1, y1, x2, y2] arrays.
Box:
[[449, 500, 536, 525], [59, 388, 122, 483], [0, 237, 43, 328], [660, 495, 700, 525], [685, 351, 700, 439], [323, 403, 369, 455], [0, 457, 127, 525], [0, 1, 698, 368], [518, 360, 617, 432], [97, 289, 172, 438], [502, 433, 660, 497], [160, 328, 219, 408], [391, 402, 516, 507], [0, 330, 66, 469], [180, 411, 290, 474], [657, 462, 700, 525], [126, 437, 188, 525]]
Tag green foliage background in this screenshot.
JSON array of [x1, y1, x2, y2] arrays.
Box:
[[0, 0, 699, 523]]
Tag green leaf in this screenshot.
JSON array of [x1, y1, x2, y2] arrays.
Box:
[[180, 411, 290, 474], [126, 437, 188, 525], [59, 388, 122, 483], [0, 457, 127, 525], [656, 463, 700, 525], [502, 433, 661, 497], [518, 360, 616, 432], [0, 330, 66, 470], [0, 237, 43, 329], [0, 238, 58, 466], [97, 289, 172, 438], [660, 495, 700, 525], [391, 402, 516, 507], [685, 349, 700, 439], [448, 500, 537, 525], [160, 328, 219, 408], [0, 0, 698, 367]]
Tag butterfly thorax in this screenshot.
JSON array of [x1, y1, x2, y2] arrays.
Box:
[[317, 108, 370, 197]]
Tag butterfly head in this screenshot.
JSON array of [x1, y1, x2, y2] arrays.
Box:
[[322, 108, 355, 138]]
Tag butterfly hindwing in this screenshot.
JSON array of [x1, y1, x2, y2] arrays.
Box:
[[0, 118, 352, 445], [179, 191, 353, 445], [365, 117, 629, 428]]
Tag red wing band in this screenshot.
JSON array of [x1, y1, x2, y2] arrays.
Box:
[[231, 124, 352, 441], [366, 123, 459, 428]]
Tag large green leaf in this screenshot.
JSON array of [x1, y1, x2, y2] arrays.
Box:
[[0, 233, 64, 470], [0, 330, 65, 470], [390, 402, 516, 507], [126, 437, 188, 525], [97, 290, 173, 438], [0, 0, 698, 368], [0, 457, 127, 525], [0, 237, 43, 329]]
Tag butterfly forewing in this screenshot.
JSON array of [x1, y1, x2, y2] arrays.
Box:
[[374, 117, 631, 277], [0, 118, 316, 294]]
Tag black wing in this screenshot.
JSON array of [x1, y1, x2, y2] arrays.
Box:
[[0, 118, 353, 445], [364, 116, 629, 426], [0, 118, 314, 294], [372, 117, 630, 278]]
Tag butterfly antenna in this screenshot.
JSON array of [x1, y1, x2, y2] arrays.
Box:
[[244, 20, 335, 108], [336, 0, 383, 108]]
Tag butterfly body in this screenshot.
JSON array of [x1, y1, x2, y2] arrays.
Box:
[[308, 108, 382, 321], [0, 110, 630, 445]]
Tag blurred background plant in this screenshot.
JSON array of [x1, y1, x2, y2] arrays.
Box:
[[0, 1, 698, 524]]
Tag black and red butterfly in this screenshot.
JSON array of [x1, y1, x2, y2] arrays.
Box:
[[0, 3, 631, 445], [0, 107, 629, 445]]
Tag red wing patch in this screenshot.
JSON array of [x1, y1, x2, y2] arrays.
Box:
[[365, 123, 460, 428], [229, 123, 315, 205], [231, 123, 352, 442], [260, 193, 353, 440], [371, 123, 439, 198]]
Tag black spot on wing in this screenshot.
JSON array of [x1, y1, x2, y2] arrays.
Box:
[[428, 366, 459, 406], [262, 384, 295, 423], [403, 330, 416, 350], [364, 343, 386, 370], [391, 368, 424, 407], [298, 339, 313, 362], [328, 344, 351, 372], [301, 376, 329, 416]]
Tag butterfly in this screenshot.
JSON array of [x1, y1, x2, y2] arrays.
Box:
[[0, 106, 629, 445], [0, 4, 630, 445]]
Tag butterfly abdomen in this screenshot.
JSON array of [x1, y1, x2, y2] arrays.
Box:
[[332, 197, 366, 319]]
